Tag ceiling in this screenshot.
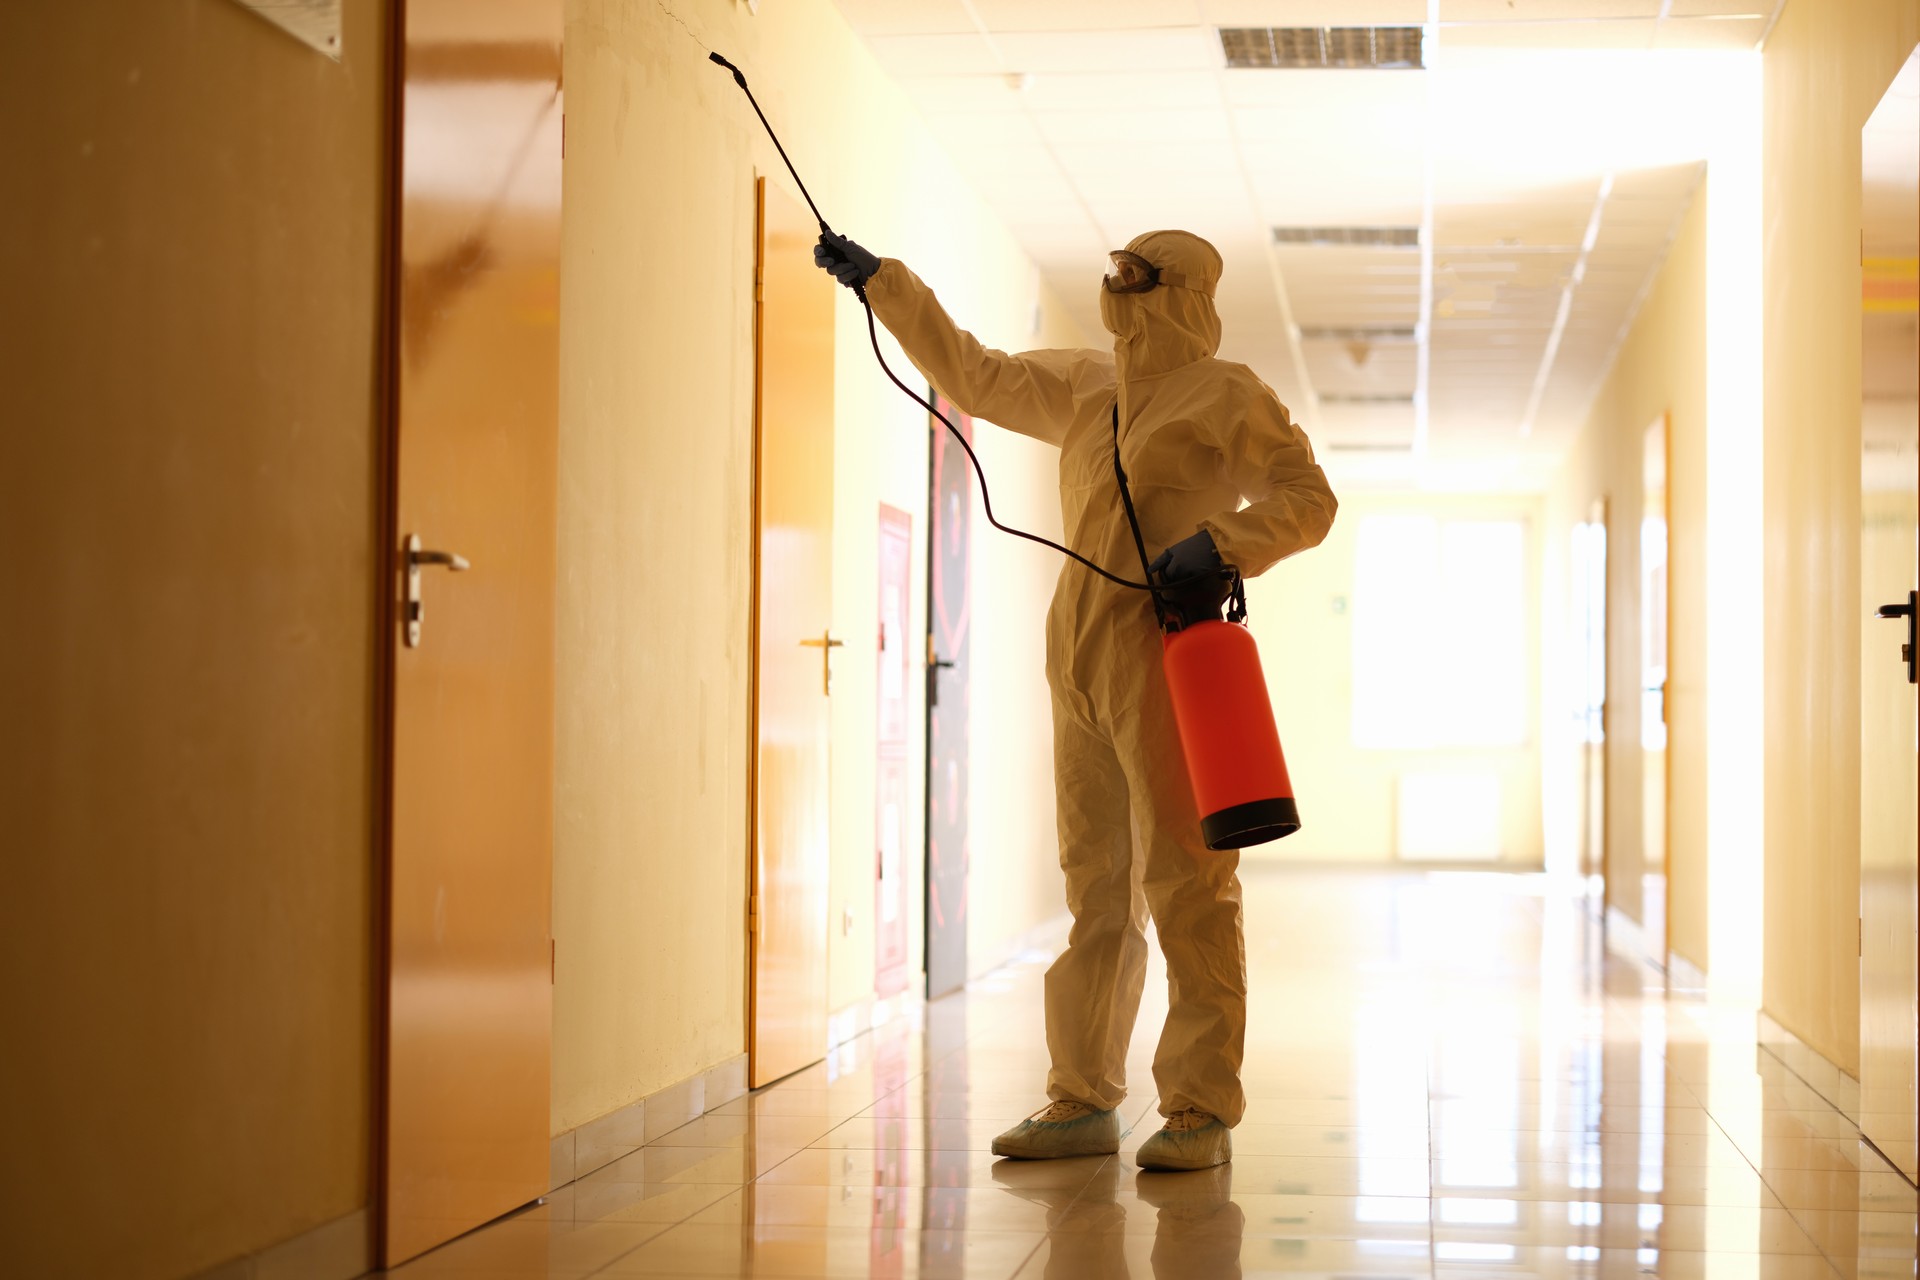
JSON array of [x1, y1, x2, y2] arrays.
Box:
[[830, 0, 1786, 491]]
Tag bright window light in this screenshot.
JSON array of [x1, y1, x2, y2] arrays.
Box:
[[1353, 515, 1529, 748]]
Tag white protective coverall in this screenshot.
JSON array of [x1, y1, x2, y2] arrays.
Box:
[[864, 230, 1336, 1126]]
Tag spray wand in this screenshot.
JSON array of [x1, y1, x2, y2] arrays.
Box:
[[708, 52, 1155, 593]]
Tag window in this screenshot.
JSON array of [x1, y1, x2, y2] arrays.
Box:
[[1352, 515, 1529, 749]]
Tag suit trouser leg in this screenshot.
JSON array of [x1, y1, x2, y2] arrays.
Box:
[[1115, 647, 1249, 1128], [1043, 689, 1149, 1112]]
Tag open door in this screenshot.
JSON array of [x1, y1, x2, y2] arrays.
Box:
[[876, 505, 913, 999], [1574, 500, 1609, 893], [1642, 416, 1669, 955], [749, 176, 837, 1088], [382, 0, 561, 1264], [924, 394, 973, 999], [1859, 46, 1919, 1182]]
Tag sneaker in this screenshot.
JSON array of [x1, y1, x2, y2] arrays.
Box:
[[990, 1100, 1121, 1160], [1134, 1108, 1231, 1171]]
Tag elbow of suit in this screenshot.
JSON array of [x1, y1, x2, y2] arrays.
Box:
[[1307, 487, 1339, 549]]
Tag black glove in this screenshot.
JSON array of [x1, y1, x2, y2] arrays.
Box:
[[1149, 529, 1234, 628], [814, 232, 881, 291]]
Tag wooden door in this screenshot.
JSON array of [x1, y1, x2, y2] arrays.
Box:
[[382, 0, 561, 1264], [876, 506, 913, 998], [1641, 416, 1669, 947], [750, 177, 836, 1088], [924, 395, 973, 998], [1859, 46, 1920, 1182], [1574, 500, 1609, 889]]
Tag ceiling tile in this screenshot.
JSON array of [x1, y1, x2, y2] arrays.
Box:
[[1199, 1, 1429, 24], [1032, 106, 1232, 146], [1010, 69, 1225, 110], [1667, 0, 1770, 12], [968, 0, 1206, 31], [833, 0, 976, 35], [1651, 15, 1768, 48], [1439, 0, 1662, 18], [965, 28, 1223, 73], [865, 31, 1003, 74], [1438, 18, 1661, 48]]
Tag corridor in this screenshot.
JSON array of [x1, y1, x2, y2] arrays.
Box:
[[377, 868, 1910, 1279]]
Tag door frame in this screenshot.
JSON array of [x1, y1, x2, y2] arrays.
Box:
[[744, 172, 837, 1086], [375, 0, 561, 1258], [744, 172, 768, 1077]]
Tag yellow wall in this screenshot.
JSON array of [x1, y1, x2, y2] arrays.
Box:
[[1760, 0, 1920, 1074], [0, 2, 389, 1276], [1246, 491, 1546, 866], [1544, 181, 1708, 953], [555, 0, 1083, 1129]]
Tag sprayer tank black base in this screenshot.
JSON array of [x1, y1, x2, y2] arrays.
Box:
[[1202, 797, 1299, 851]]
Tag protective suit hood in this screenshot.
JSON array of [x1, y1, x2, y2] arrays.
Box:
[[1099, 230, 1224, 381]]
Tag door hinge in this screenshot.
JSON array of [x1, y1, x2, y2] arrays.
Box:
[[754, 269, 764, 303], [550, 938, 556, 984], [560, 112, 566, 160], [1861, 917, 1865, 957], [749, 894, 759, 931]]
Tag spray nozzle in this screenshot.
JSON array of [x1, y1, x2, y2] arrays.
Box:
[[707, 51, 747, 88]]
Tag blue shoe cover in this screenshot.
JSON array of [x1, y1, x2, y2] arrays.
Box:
[[1134, 1109, 1231, 1171], [990, 1100, 1121, 1160]]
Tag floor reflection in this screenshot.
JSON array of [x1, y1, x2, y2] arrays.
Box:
[[379, 868, 1917, 1278]]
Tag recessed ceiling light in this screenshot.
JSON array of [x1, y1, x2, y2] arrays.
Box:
[[1274, 226, 1421, 248], [1219, 27, 1425, 71]]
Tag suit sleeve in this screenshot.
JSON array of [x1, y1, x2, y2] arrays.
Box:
[[863, 259, 1098, 448], [1198, 374, 1338, 578]]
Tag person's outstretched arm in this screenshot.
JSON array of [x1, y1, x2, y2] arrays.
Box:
[[1199, 371, 1338, 577], [819, 236, 1096, 448]]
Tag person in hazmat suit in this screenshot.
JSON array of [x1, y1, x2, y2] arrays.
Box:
[[816, 229, 1337, 1172]]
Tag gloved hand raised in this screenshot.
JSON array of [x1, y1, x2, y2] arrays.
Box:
[[814, 232, 881, 291], [1149, 528, 1234, 628]]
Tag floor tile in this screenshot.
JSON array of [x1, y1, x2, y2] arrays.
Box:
[[593, 1223, 1047, 1276], [376, 868, 1918, 1280]]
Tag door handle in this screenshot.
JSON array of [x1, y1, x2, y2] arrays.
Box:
[[926, 634, 957, 707], [798, 631, 844, 695], [403, 533, 471, 648], [1874, 590, 1917, 685]]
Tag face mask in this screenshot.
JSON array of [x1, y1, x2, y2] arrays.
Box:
[[1099, 283, 1143, 340]]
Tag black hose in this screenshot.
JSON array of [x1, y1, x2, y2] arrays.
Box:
[[711, 49, 1154, 594], [856, 298, 1152, 591]]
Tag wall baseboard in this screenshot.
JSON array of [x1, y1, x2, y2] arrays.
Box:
[[1757, 1010, 1860, 1125], [548, 1052, 750, 1192], [1603, 904, 1665, 974], [548, 917, 1076, 1200], [187, 1208, 370, 1280], [1665, 948, 1707, 996]]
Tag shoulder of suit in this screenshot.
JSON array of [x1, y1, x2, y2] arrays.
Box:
[[1195, 360, 1274, 396]]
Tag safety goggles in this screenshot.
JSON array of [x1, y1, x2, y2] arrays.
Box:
[[1103, 250, 1211, 296]]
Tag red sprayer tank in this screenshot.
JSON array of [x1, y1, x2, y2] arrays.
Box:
[[1161, 619, 1298, 850]]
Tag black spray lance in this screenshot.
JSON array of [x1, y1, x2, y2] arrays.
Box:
[[708, 51, 1300, 848]]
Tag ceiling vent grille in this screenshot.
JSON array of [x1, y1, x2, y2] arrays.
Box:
[[1275, 226, 1420, 248], [1327, 441, 1416, 453], [1220, 26, 1424, 71], [1321, 393, 1416, 405]]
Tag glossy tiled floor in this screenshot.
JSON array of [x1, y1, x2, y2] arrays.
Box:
[[379, 868, 1918, 1278]]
